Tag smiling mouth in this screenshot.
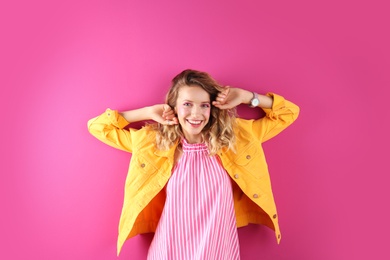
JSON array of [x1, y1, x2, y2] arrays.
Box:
[[186, 119, 202, 125]]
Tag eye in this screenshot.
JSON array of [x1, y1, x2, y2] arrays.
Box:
[[201, 103, 210, 108], [183, 102, 192, 107]]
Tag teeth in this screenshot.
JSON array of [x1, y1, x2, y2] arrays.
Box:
[[188, 120, 201, 125]]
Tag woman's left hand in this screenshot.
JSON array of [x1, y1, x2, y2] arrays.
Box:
[[212, 87, 252, 109]]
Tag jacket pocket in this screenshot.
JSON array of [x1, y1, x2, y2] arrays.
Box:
[[126, 155, 158, 191], [233, 143, 264, 180]]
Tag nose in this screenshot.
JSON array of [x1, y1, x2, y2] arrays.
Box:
[[191, 105, 201, 117]]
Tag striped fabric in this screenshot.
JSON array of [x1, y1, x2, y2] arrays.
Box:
[[147, 139, 240, 260]]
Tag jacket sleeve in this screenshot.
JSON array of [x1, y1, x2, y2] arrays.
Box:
[[87, 108, 134, 152], [252, 93, 300, 142]]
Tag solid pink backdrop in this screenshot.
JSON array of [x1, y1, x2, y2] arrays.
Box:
[[1, 0, 389, 259]]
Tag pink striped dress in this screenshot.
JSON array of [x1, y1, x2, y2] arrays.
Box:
[[147, 139, 240, 260]]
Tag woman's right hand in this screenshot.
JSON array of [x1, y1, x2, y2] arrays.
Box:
[[150, 104, 179, 125]]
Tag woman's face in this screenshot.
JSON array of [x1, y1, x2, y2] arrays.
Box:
[[175, 85, 211, 143]]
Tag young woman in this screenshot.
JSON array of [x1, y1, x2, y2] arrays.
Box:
[[88, 69, 299, 259]]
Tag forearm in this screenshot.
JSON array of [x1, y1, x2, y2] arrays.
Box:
[[120, 104, 177, 125], [237, 89, 273, 109], [119, 106, 153, 124]]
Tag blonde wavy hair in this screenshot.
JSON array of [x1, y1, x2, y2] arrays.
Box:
[[150, 69, 237, 155]]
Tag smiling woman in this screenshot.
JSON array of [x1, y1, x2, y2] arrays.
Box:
[[87, 69, 299, 259]]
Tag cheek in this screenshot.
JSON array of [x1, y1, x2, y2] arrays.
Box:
[[204, 108, 211, 117], [203, 109, 211, 120], [177, 107, 186, 117], [177, 107, 190, 121]]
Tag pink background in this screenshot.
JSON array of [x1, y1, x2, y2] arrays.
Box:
[[1, 0, 389, 259]]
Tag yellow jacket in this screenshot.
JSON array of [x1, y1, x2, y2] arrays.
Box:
[[88, 93, 299, 255]]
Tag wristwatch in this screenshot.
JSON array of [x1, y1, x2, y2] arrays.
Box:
[[249, 92, 260, 108]]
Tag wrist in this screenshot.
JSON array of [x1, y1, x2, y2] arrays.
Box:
[[148, 105, 160, 121], [241, 89, 254, 105], [249, 92, 260, 108]]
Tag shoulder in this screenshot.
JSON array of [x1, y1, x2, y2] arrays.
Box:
[[130, 125, 158, 146], [234, 118, 258, 136], [235, 118, 255, 127]]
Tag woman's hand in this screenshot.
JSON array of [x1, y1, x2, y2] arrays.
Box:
[[212, 87, 252, 110], [212, 87, 273, 109], [150, 104, 178, 125]]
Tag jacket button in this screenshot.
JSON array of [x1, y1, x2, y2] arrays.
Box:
[[253, 194, 259, 198], [234, 174, 239, 179], [141, 163, 146, 168], [246, 155, 251, 159], [273, 214, 277, 219]]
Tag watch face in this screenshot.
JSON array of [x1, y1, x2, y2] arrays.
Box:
[[252, 98, 260, 106]]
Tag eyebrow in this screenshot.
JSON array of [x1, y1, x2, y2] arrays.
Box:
[[182, 99, 210, 103]]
